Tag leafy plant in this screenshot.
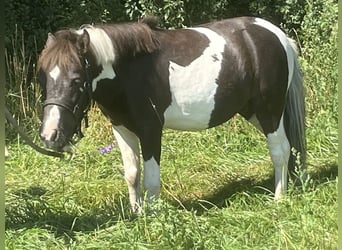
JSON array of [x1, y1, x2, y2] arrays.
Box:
[[125, 0, 186, 28]]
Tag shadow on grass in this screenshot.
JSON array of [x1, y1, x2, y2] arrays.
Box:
[[5, 185, 132, 241], [5, 162, 337, 239], [175, 161, 338, 213]]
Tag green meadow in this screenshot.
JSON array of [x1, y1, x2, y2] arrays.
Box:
[[5, 107, 337, 249]]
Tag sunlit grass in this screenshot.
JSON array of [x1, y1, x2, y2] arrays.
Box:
[[5, 106, 337, 249]]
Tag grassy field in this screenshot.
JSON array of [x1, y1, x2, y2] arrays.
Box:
[[5, 104, 337, 249], [5, 1, 338, 248]]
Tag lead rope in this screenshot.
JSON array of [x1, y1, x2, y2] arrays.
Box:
[[5, 106, 64, 158], [148, 97, 163, 127]]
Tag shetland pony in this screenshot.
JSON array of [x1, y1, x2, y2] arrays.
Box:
[[38, 17, 305, 211]]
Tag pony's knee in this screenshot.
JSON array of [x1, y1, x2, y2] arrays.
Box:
[[268, 136, 290, 167], [267, 117, 290, 166], [125, 166, 140, 187]]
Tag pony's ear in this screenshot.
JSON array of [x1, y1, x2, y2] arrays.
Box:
[[45, 33, 56, 48], [77, 29, 90, 54]]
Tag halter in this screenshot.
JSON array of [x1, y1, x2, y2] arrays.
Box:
[[43, 58, 92, 140]]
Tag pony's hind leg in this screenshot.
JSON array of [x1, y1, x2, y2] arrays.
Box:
[[113, 125, 142, 212], [246, 111, 290, 199], [263, 115, 290, 199]]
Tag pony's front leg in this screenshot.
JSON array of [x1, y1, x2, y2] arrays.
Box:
[[139, 128, 162, 204], [143, 156, 161, 203], [112, 125, 142, 212]]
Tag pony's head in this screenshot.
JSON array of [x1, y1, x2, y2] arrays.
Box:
[[38, 20, 159, 152], [38, 29, 93, 152]]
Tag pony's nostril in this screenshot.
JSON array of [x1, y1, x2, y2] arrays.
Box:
[[50, 129, 58, 141], [40, 129, 58, 142], [40, 131, 46, 142]]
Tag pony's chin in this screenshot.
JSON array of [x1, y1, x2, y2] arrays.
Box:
[[61, 144, 73, 153], [44, 142, 72, 153]]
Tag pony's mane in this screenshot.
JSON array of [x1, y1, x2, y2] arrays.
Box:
[[97, 21, 160, 60], [38, 19, 160, 72], [139, 15, 159, 29]]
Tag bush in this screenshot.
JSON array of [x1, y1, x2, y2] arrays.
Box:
[[299, 0, 338, 161], [300, 0, 338, 117], [5, 0, 128, 56], [5, 0, 309, 58]]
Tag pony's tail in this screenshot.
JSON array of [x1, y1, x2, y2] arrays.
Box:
[[283, 39, 306, 180]]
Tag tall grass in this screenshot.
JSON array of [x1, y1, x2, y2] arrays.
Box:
[[5, 27, 42, 139]]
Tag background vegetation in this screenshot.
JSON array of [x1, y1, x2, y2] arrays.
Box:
[[5, 0, 337, 249]]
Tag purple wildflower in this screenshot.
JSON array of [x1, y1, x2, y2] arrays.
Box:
[[99, 144, 114, 154]]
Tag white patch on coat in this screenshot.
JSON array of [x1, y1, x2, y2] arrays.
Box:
[[143, 157, 160, 203], [254, 18, 295, 90], [76, 26, 115, 65], [91, 63, 116, 92], [41, 106, 61, 141], [76, 26, 116, 92], [164, 27, 226, 130], [266, 115, 290, 200], [49, 65, 60, 83]]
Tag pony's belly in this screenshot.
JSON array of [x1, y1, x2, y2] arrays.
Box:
[[163, 101, 214, 131]]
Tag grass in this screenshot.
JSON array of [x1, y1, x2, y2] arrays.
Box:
[[5, 108, 337, 249]]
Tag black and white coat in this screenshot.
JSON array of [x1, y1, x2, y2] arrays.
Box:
[[38, 17, 305, 211]]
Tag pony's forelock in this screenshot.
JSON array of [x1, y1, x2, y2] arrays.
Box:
[[38, 31, 82, 72]]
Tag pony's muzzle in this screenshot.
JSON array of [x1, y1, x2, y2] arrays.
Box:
[[40, 127, 63, 150], [39, 104, 77, 151], [40, 128, 58, 142]]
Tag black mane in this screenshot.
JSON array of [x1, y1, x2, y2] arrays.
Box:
[[139, 16, 160, 29], [99, 20, 160, 59]]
